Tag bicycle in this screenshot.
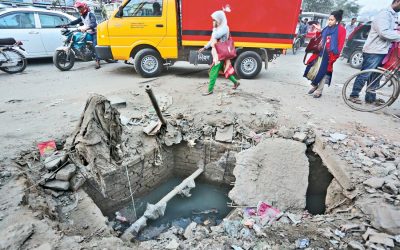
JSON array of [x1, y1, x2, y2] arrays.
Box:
[[292, 34, 305, 55], [342, 58, 400, 112]]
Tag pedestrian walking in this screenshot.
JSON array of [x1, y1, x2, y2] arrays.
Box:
[[345, 18, 357, 39], [304, 10, 346, 98], [349, 0, 400, 105], [198, 10, 240, 96]]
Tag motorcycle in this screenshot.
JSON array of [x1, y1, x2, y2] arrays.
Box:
[[53, 27, 102, 71], [0, 38, 28, 74]]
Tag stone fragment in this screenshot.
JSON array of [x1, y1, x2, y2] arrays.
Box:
[[183, 222, 197, 239], [363, 177, 385, 189], [44, 152, 64, 171], [293, 132, 307, 142], [362, 205, 400, 235], [35, 243, 52, 250], [56, 164, 76, 181], [382, 181, 399, 195], [215, 125, 234, 143], [278, 126, 294, 139], [368, 233, 394, 248], [0, 223, 34, 250], [229, 138, 308, 210], [348, 241, 365, 250], [329, 133, 347, 143], [165, 239, 179, 250], [108, 96, 126, 108], [43, 180, 70, 191], [69, 173, 86, 191]]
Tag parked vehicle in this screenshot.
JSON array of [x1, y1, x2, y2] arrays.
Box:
[[300, 12, 330, 45], [0, 37, 27, 74], [341, 22, 371, 69], [96, 0, 302, 79], [53, 27, 98, 71], [0, 8, 75, 58]]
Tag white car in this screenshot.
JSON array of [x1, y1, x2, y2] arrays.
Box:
[[0, 8, 76, 58]]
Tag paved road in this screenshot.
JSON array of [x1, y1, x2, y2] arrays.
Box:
[[0, 50, 399, 158]]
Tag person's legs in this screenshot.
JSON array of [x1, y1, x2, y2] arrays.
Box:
[[350, 53, 385, 100], [313, 75, 330, 98], [205, 62, 223, 94], [91, 33, 101, 69]]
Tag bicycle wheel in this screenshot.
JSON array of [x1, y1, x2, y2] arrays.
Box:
[[292, 39, 300, 55], [342, 69, 399, 112]]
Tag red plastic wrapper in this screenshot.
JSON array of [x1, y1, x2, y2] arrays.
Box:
[[37, 140, 56, 157]]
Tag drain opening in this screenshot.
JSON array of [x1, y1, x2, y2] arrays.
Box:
[[306, 147, 333, 215], [109, 177, 232, 241]]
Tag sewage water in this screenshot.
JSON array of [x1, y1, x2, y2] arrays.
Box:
[[306, 147, 333, 215], [111, 177, 232, 240]]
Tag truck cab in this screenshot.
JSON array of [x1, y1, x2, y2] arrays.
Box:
[[96, 0, 302, 78]]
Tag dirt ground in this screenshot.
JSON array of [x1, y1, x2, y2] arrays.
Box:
[[1, 49, 400, 249]]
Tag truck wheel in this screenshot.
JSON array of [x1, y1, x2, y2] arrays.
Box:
[[134, 48, 163, 78], [350, 50, 363, 69], [234, 51, 262, 79]]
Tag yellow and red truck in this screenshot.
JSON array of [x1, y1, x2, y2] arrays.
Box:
[[96, 0, 302, 78]]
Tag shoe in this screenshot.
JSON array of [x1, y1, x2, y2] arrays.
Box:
[[366, 98, 386, 106], [202, 91, 213, 96], [313, 91, 322, 98], [308, 86, 317, 95], [232, 82, 240, 90], [349, 97, 362, 104], [95, 61, 101, 69]]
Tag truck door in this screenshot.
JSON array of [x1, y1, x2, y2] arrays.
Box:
[[107, 0, 167, 48]]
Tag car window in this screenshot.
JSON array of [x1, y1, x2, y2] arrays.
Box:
[[39, 13, 69, 28], [122, 0, 162, 17], [0, 12, 35, 29]]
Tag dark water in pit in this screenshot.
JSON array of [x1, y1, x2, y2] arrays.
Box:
[[110, 177, 232, 240], [306, 147, 334, 215]]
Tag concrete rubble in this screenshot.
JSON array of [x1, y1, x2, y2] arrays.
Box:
[[1, 94, 400, 249]]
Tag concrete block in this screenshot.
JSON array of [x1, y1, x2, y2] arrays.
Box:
[[56, 164, 76, 181], [43, 180, 70, 191]]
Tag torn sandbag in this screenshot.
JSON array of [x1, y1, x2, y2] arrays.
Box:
[[65, 95, 123, 193]]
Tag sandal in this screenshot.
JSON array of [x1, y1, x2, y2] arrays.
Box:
[[233, 82, 240, 90], [349, 97, 362, 104], [313, 92, 322, 98], [95, 61, 101, 69], [202, 91, 213, 96], [308, 86, 317, 95]]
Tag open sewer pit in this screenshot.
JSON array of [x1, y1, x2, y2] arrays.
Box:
[[81, 139, 333, 241], [65, 94, 336, 242]]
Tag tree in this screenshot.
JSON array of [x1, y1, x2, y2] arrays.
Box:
[[302, 0, 360, 18]]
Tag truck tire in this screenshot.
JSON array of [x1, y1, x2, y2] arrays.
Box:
[[234, 51, 262, 79], [349, 50, 363, 69], [134, 48, 163, 78]]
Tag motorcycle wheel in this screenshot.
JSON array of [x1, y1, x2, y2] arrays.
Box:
[[53, 50, 75, 71], [0, 48, 27, 74]]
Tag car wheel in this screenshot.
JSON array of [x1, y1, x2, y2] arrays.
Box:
[[134, 48, 163, 78], [350, 50, 363, 69], [234, 51, 262, 79]]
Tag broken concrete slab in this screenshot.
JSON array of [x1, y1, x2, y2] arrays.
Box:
[[277, 126, 294, 139], [184, 222, 197, 239], [361, 204, 400, 235], [229, 138, 309, 210], [368, 233, 394, 248], [363, 177, 385, 189], [43, 180, 70, 191], [56, 164, 76, 181], [293, 132, 307, 142], [215, 125, 234, 143], [143, 121, 162, 136], [108, 96, 127, 108], [0, 223, 34, 250], [44, 152, 64, 171], [347, 241, 365, 250]]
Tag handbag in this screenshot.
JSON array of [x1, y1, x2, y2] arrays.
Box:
[[383, 42, 400, 70], [305, 40, 327, 81], [303, 35, 322, 64], [215, 35, 237, 61]]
